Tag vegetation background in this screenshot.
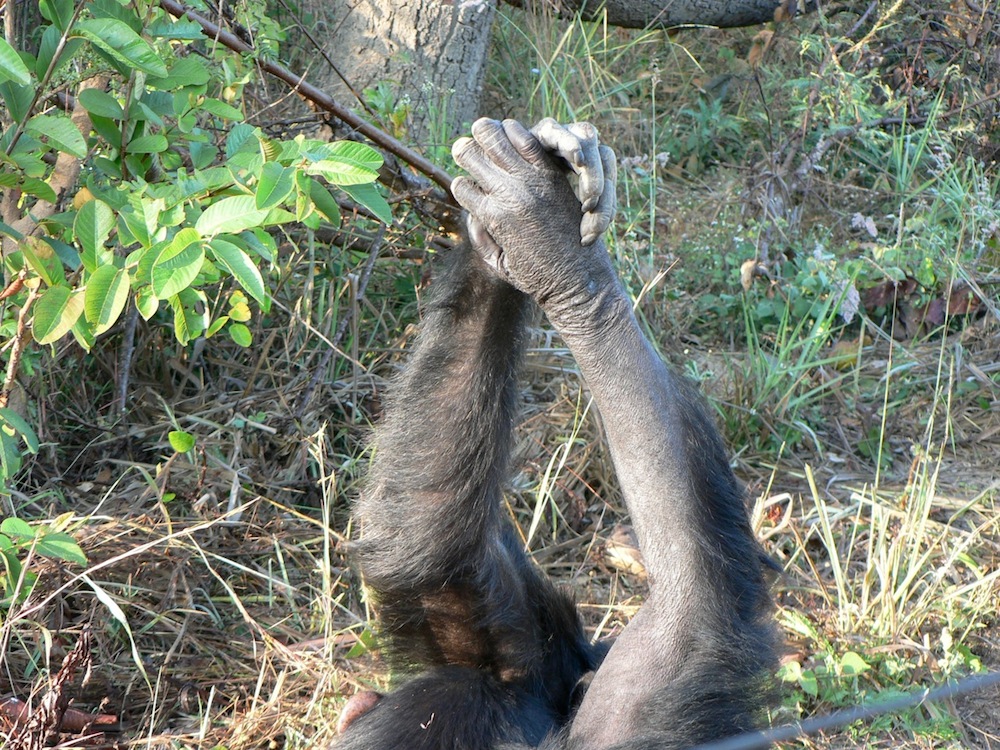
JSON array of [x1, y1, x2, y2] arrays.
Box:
[[0, 0, 998, 748]]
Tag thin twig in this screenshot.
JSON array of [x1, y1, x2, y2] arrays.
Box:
[[114, 304, 140, 415], [271, 0, 375, 117], [0, 275, 39, 410]]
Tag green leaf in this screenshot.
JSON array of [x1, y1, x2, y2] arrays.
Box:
[[35, 532, 87, 566], [151, 229, 204, 298], [325, 141, 383, 172], [0, 428, 24, 484], [308, 180, 342, 226], [295, 171, 313, 222], [132, 241, 163, 285], [211, 238, 268, 309], [777, 660, 803, 684], [840, 651, 870, 676], [71, 315, 95, 351], [195, 195, 268, 236], [0, 219, 24, 241], [225, 123, 257, 159], [85, 265, 130, 335], [19, 177, 57, 204], [119, 195, 163, 250], [0, 38, 32, 86], [33, 286, 85, 344], [78, 88, 124, 120], [255, 162, 295, 210], [0, 81, 33, 122], [0, 408, 39, 453], [36, 27, 84, 80], [168, 288, 208, 344], [229, 299, 251, 322], [262, 207, 296, 226], [44, 237, 81, 270], [148, 55, 211, 90], [74, 199, 115, 272], [341, 182, 392, 225], [228, 323, 252, 347], [73, 19, 167, 77], [242, 228, 276, 263], [89, 0, 141, 31], [25, 114, 87, 158], [147, 17, 206, 41], [0, 517, 34, 542], [168, 430, 195, 453], [135, 287, 158, 320], [126, 134, 168, 154], [21, 236, 64, 287], [206, 315, 228, 337], [197, 97, 243, 121], [39, 0, 74, 29], [799, 671, 819, 697], [188, 140, 217, 170], [306, 159, 380, 186]]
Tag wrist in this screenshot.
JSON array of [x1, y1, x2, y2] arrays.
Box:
[[538, 249, 632, 339]]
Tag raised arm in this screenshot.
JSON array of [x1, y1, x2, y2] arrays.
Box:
[[452, 118, 774, 749]]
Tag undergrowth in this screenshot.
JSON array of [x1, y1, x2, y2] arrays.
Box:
[[2, 2, 999, 749]]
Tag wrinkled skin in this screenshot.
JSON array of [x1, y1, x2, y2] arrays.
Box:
[[453, 119, 618, 326]]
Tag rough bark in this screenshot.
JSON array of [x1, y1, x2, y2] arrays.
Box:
[[315, 0, 498, 144]]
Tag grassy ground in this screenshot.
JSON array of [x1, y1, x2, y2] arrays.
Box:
[[2, 2, 999, 749]]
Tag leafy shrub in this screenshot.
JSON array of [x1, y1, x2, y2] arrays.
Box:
[[0, 0, 390, 494]]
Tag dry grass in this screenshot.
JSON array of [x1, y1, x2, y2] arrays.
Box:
[[3, 2, 1000, 749]]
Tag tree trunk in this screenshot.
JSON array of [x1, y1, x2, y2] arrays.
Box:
[[518, 0, 802, 29], [315, 0, 498, 145]]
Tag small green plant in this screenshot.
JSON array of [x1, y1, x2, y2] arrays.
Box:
[[668, 96, 744, 173], [0, 515, 87, 613], [778, 649, 871, 704]]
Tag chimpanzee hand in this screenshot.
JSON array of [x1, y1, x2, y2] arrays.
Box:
[[530, 117, 616, 245], [452, 118, 621, 329]]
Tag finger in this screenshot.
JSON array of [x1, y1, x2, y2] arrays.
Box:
[[451, 175, 489, 218], [471, 117, 530, 174], [452, 134, 502, 188], [532, 119, 603, 212], [566, 122, 603, 213], [337, 691, 382, 734], [503, 120, 551, 167], [581, 145, 617, 245], [531, 117, 586, 169], [466, 214, 503, 272], [501, 119, 548, 167]]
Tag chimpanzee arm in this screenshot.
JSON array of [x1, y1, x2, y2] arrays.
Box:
[[356, 237, 534, 654], [452, 119, 774, 749]]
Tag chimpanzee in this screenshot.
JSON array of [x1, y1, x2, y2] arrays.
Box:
[[334, 119, 775, 750]]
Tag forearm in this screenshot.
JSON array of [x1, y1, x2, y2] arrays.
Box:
[[543, 259, 743, 592], [359, 244, 530, 590]]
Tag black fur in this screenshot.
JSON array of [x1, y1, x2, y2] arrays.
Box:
[[340, 243, 604, 750], [337, 122, 775, 750]]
